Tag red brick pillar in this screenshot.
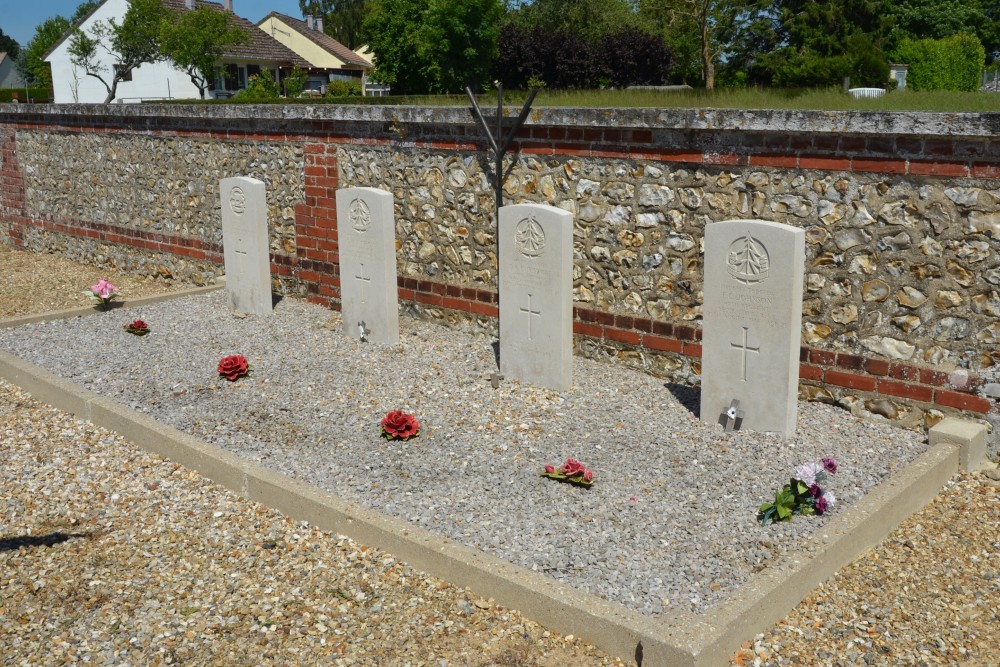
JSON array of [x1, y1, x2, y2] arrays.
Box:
[[295, 141, 341, 308], [0, 126, 27, 247]]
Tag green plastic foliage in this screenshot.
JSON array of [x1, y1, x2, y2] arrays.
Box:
[[894, 33, 985, 91]]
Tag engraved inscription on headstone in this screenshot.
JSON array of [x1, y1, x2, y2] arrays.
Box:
[[336, 187, 398, 345], [499, 204, 572, 391], [220, 176, 272, 316], [700, 219, 805, 436]]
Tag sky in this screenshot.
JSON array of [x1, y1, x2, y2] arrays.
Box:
[[1, 1, 309, 49]]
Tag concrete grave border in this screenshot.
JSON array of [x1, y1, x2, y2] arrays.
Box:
[[0, 291, 984, 667]]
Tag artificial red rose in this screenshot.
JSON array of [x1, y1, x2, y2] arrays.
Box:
[[560, 458, 585, 476], [381, 410, 419, 440], [543, 457, 595, 487], [124, 319, 150, 336], [218, 354, 249, 381]]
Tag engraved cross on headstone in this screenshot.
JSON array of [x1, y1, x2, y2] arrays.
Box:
[[355, 263, 371, 304], [730, 326, 759, 382], [519, 293, 542, 340], [234, 233, 248, 268]]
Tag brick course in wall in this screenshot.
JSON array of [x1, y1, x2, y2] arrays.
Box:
[[1, 105, 997, 424]]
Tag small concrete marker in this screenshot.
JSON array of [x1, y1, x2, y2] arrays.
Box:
[[336, 187, 399, 345], [928, 417, 988, 471], [700, 219, 805, 436], [221, 176, 273, 316]]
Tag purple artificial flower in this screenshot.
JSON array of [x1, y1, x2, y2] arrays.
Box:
[[815, 496, 829, 514], [809, 484, 822, 497], [822, 457, 838, 474]]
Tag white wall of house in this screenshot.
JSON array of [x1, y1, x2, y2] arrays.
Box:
[[46, 0, 201, 103]]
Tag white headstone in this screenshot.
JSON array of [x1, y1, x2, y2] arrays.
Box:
[[499, 203, 573, 391], [700, 219, 805, 436], [221, 176, 272, 316], [336, 187, 398, 345]]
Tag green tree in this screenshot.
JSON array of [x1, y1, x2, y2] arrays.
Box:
[[885, 1, 999, 65], [638, 0, 776, 88], [20, 16, 73, 88], [68, 0, 167, 103], [758, 0, 890, 87], [362, 0, 503, 94], [894, 33, 985, 91], [282, 65, 309, 97], [0, 28, 20, 59], [14, 1, 104, 88], [159, 5, 249, 99], [70, 1, 102, 24], [507, 0, 639, 46], [234, 70, 281, 100], [299, 0, 372, 49]]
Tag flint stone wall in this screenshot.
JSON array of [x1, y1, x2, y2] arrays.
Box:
[[1, 104, 997, 436], [342, 147, 1000, 378]]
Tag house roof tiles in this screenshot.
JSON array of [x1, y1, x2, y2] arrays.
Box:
[[162, 1, 310, 67]]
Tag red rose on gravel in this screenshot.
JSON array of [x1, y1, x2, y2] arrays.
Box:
[[560, 458, 584, 476], [217, 354, 250, 381], [381, 410, 419, 441], [542, 457, 595, 488], [123, 320, 150, 336]]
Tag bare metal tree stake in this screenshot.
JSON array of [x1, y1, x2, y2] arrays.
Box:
[[465, 84, 539, 223]]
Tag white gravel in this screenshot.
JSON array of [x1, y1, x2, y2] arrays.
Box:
[[0, 291, 929, 617]]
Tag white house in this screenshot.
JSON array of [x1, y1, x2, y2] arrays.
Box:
[[44, 0, 308, 103]]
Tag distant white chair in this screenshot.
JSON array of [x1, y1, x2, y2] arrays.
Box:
[[848, 87, 886, 99]]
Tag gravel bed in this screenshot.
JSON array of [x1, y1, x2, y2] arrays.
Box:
[[0, 291, 929, 618]]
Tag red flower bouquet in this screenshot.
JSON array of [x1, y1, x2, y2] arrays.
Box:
[[123, 320, 150, 336], [217, 354, 250, 381], [381, 410, 419, 441], [542, 457, 595, 487]]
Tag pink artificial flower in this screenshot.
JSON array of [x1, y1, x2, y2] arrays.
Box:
[[583, 470, 594, 483], [560, 458, 584, 475], [544, 464, 555, 474], [91, 279, 117, 299]]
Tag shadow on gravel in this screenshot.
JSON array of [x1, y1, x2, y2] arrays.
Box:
[[665, 382, 701, 418], [0, 531, 91, 552]]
